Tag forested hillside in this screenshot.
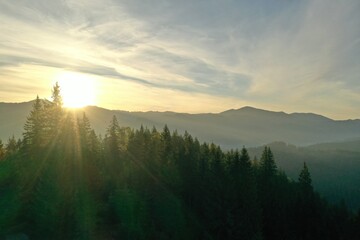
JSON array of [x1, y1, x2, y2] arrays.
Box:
[[2, 101, 360, 148], [1, 85, 359, 239], [248, 142, 360, 210]]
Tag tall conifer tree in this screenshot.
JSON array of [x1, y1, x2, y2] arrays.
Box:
[[23, 96, 44, 154]]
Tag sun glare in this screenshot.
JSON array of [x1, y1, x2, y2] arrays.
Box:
[[54, 71, 97, 108]]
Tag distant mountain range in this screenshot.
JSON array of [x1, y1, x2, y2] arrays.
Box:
[[1, 101, 360, 148], [1, 100, 360, 209]]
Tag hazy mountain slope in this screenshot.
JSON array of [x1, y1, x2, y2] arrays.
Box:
[[1, 102, 360, 149], [306, 139, 360, 153], [81, 105, 360, 148], [248, 141, 360, 210], [0, 101, 34, 141]]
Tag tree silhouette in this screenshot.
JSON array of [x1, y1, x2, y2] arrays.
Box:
[[23, 96, 45, 156], [259, 146, 277, 177], [299, 162, 312, 191], [0, 84, 358, 239]]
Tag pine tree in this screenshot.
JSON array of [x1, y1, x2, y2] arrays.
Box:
[[88, 130, 100, 158], [78, 113, 93, 153], [5, 136, 18, 157], [199, 143, 210, 180], [259, 146, 277, 177], [103, 115, 125, 190], [160, 125, 172, 165], [228, 147, 262, 240], [23, 96, 45, 154], [209, 144, 224, 179], [43, 83, 64, 143], [180, 131, 198, 207], [298, 162, 313, 195], [294, 162, 318, 239], [105, 115, 120, 159], [229, 149, 240, 178], [239, 147, 252, 173], [208, 143, 227, 237], [149, 126, 161, 166], [51, 81, 63, 108], [299, 162, 312, 188], [258, 146, 278, 239]]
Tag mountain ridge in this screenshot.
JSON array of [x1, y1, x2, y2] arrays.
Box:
[[1, 100, 360, 209], [2, 100, 360, 120], [1, 100, 360, 148]]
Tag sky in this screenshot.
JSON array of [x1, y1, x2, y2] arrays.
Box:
[[0, 0, 359, 119]]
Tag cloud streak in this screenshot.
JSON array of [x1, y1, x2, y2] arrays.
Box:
[[0, 0, 359, 119]]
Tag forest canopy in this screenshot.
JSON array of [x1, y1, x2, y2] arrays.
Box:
[[0, 84, 359, 239]]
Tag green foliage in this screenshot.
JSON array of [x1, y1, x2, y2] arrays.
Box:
[[299, 161, 313, 194], [0, 159, 21, 235], [109, 188, 147, 239], [74, 188, 98, 240], [23, 96, 45, 153], [259, 146, 277, 177], [5, 136, 19, 157], [0, 84, 358, 239]]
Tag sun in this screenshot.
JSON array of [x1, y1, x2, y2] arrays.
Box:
[[54, 71, 97, 108]]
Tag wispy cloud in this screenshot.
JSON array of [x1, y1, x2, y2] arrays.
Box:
[[0, 0, 359, 119]]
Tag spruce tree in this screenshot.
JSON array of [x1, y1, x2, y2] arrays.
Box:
[[259, 146, 277, 177], [23, 96, 44, 154], [51, 81, 63, 108], [299, 162, 312, 190], [5, 136, 18, 157], [258, 146, 278, 239], [198, 143, 209, 178], [43, 82, 64, 143], [232, 147, 262, 240], [78, 113, 93, 154], [104, 115, 124, 189], [239, 147, 252, 172], [294, 162, 318, 239], [160, 125, 172, 165], [105, 115, 120, 159], [298, 162, 313, 201]]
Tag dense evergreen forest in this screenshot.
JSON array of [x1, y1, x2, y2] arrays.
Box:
[[0, 84, 359, 239]]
